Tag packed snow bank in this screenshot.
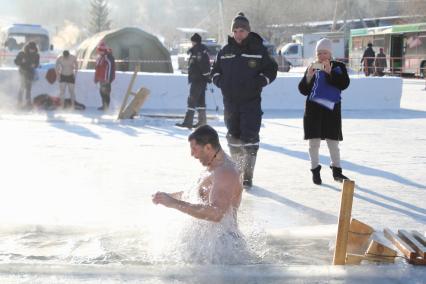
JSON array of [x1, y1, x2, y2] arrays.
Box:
[[0, 68, 402, 110]]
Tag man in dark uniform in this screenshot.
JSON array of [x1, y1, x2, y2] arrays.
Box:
[[361, 43, 375, 76], [211, 12, 278, 189], [14, 41, 39, 108], [176, 33, 211, 128]]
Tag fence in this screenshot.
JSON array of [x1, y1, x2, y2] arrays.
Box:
[[1, 50, 426, 78]]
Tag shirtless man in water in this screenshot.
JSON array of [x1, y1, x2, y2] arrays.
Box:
[[152, 125, 243, 222]]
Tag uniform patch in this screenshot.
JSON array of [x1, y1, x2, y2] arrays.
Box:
[[248, 59, 257, 68]]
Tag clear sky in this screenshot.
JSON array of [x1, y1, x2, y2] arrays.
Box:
[[0, 1, 18, 15]]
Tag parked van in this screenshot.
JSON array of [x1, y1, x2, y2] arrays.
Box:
[[0, 24, 55, 66]]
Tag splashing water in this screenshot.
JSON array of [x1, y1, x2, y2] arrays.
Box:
[[147, 170, 255, 265]]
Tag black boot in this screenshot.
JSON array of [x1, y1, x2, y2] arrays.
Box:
[[175, 110, 195, 129], [311, 165, 322, 185], [330, 166, 349, 182], [242, 152, 257, 190], [193, 109, 207, 128]]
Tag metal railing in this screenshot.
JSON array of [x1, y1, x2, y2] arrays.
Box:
[[1, 50, 425, 78]]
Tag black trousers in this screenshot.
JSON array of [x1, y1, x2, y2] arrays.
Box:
[[187, 80, 207, 109], [100, 82, 111, 107], [224, 98, 262, 148]]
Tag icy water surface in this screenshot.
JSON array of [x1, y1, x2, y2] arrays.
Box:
[[0, 111, 424, 283]]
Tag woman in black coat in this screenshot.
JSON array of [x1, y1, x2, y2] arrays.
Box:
[[298, 38, 350, 185]]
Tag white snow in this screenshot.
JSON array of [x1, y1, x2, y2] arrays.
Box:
[[0, 68, 425, 283]]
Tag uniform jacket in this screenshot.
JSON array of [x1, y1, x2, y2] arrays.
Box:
[[95, 53, 115, 83], [211, 32, 278, 104], [298, 61, 350, 140], [14, 50, 40, 79], [188, 43, 211, 83], [361, 47, 375, 65], [375, 52, 387, 69]]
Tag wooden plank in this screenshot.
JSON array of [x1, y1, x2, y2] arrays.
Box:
[[411, 230, 426, 247], [384, 228, 417, 260], [118, 65, 139, 119], [364, 239, 397, 263], [333, 179, 355, 265], [409, 257, 426, 265], [346, 253, 364, 265], [398, 229, 426, 259], [119, 87, 150, 119], [347, 218, 374, 254]]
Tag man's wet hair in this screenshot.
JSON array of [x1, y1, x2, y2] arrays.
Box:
[[63, 50, 70, 57], [188, 125, 221, 150]]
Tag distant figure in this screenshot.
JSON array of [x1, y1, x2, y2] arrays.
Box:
[[375, 48, 387, 77], [14, 41, 40, 108], [298, 38, 350, 185], [94, 41, 116, 111], [152, 125, 243, 223], [176, 33, 211, 128], [360, 43, 375, 76], [5, 37, 18, 51], [277, 50, 291, 72], [211, 12, 278, 188], [56, 50, 78, 109]]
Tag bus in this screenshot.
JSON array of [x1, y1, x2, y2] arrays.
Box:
[[0, 23, 55, 66], [349, 22, 426, 77]]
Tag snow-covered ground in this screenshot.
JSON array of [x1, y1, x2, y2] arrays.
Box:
[[0, 74, 425, 282]]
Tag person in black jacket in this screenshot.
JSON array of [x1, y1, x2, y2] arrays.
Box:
[[14, 41, 40, 108], [211, 12, 278, 189], [298, 38, 350, 185], [360, 43, 375, 76], [176, 33, 211, 128], [375, 48, 387, 77]]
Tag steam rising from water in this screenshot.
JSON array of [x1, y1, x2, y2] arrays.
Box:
[[51, 20, 82, 51]]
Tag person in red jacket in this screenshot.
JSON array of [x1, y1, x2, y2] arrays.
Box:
[[94, 41, 115, 111]]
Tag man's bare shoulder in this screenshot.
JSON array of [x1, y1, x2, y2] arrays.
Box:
[[214, 162, 239, 179], [212, 162, 241, 191]]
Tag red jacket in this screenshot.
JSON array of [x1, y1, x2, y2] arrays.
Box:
[[95, 53, 115, 83]]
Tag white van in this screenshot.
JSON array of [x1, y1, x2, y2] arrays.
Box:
[[0, 24, 55, 66]]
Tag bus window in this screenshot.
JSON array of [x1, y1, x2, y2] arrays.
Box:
[[373, 36, 385, 51], [405, 34, 422, 55], [352, 38, 363, 51], [362, 37, 374, 49], [6, 33, 49, 51], [418, 33, 426, 54]]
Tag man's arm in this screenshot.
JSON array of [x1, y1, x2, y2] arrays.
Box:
[[210, 50, 223, 88], [260, 49, 278, 85], [152, 170, 237, 222], [169, 191, 183, 199], [55, 57, 61, 75], [73, 56, 79, 74]]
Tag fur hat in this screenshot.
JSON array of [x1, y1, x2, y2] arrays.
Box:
[[190, 33, 202, 44], [231, 12, 250, 32], [25, 41, 38, 52], [315, 38, 332, 54], [96, 41, 109, 53]]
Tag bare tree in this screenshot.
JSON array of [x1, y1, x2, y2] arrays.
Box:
[[89, 0, 111, 35]]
